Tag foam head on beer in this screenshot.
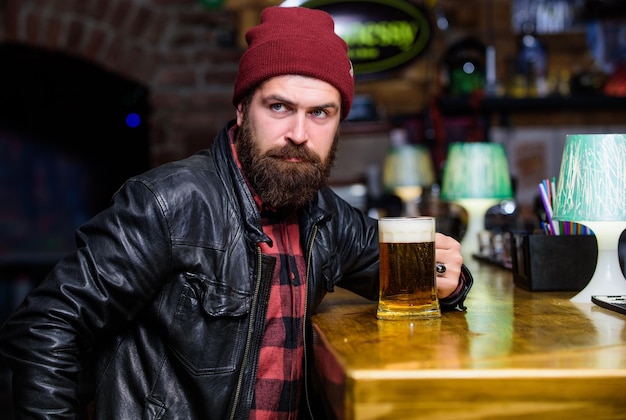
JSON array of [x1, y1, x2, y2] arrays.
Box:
[[378, 217, 435, 243]]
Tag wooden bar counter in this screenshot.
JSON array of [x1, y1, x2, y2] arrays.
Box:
[[311, 262, 626, 419]]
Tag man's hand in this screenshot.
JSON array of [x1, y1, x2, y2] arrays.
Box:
[[435, 233, 463, 299]]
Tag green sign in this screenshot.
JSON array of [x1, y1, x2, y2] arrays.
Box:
[[199, 0, 225, 9], [282, 0, 432, 76]]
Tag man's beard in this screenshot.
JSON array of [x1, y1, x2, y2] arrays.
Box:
[[235, 117, 339, 211]]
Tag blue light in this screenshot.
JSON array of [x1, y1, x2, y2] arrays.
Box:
[[126, 113, 140, 128], [462, 62, 475, 74]]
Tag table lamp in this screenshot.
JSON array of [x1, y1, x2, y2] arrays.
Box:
[[383, 129, 436, 216], [552, 134, 626, 303], [440, 142, 513, 258]]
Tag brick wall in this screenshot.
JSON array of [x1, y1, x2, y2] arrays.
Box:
[[1, 0, 242, 166], [0, 0, 599, 167]]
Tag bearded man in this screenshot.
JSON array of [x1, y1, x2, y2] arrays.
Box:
[[0, 6, 472, 419]]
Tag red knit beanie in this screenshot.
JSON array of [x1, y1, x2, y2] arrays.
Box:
[[233, 6, 354, 120]]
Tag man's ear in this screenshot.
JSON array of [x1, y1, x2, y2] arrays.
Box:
[[236, 103, 244, 126]]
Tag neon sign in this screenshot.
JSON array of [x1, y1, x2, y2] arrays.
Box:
[[281, 0, 432, 76]]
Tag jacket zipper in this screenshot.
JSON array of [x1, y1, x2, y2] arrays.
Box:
[[229, 245, 264, 420], [302, 225, 319, 419]]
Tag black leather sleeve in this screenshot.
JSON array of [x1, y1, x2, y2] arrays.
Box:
[[439, 264, 474, 312]]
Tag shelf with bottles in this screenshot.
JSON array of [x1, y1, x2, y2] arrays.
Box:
[[437, 93, 626, 116]]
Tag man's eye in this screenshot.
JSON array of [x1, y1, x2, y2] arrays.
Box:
[[270, 103, 286, 112], [311, 109, 328, 118]]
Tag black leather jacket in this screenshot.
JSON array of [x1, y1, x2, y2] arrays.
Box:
[[0, 121, 471, 419]]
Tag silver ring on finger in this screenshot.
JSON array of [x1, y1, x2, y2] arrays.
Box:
[[436, 263, 446, 276]]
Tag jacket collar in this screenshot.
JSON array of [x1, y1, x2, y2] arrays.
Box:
[[213, 120, 268, 244]]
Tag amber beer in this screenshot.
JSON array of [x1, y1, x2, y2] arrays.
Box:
[[377, 217, 440, 319]]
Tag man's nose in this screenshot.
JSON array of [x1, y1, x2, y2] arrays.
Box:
[[287, 114, 308, 145]]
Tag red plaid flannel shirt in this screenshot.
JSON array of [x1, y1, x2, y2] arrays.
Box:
[[229, 130, 306, 419], [250, 210, 306, 419]]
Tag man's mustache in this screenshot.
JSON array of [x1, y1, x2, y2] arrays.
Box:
[[264, 145, 321, 164]]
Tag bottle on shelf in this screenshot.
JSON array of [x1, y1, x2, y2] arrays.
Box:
[[517, 21, 548, 97]]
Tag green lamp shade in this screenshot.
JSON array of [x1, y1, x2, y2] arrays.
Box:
[[440, 142, 513, 200], [553, 134, 626, 222]]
